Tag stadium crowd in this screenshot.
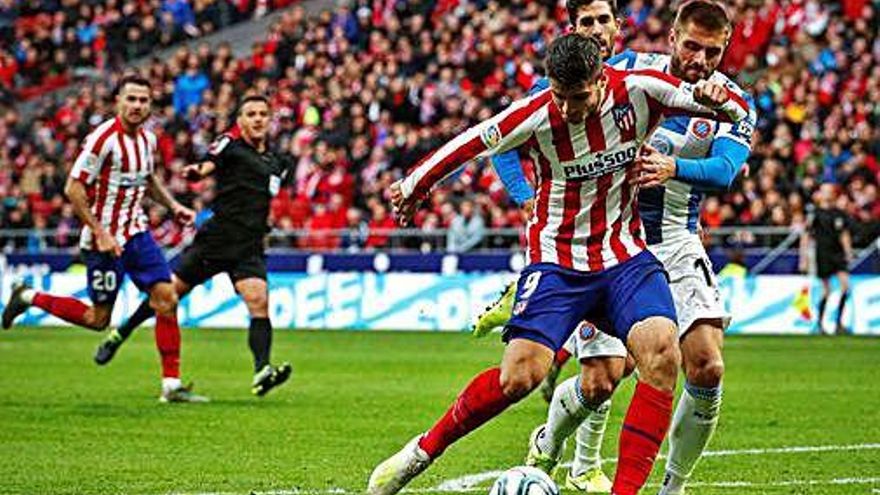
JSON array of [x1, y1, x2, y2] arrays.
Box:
[[0, 0, 878, 254], [0, 0, 292, 100]]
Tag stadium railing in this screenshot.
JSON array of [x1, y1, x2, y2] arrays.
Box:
[[0, 227, 877, 275]]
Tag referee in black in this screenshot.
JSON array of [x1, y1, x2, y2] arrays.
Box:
[[95, 94, 293, 396], [801, 183, 854, 335]]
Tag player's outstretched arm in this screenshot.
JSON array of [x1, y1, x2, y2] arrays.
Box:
[[636, 73, 758, 190], [630, 69, 750, 123], [636, 137, 751, 190], [146, 172, 195, 226], [182, 161, 217, 181], [392, 91, 549, 225], [485, 79, 547, 211]]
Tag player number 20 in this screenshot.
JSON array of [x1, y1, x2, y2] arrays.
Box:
[[91, 270, 117, 292]]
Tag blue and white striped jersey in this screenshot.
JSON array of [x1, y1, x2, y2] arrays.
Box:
[[608, 50, 756, 245]]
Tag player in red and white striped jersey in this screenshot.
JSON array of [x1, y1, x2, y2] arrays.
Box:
[[68, 116, 155, 251], [2, 75, 205, 403], [368, 34, 751, 495]]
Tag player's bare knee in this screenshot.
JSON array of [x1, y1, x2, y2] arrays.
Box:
[[172, 276, 190, 296], [654, 340, 682, 375], [149, 289, 178, 316], [244, 290, 268, 315], [500, 365, 544, 400], [687, 356, 724, 388], [501, 375, 537, 400], [623, 355, 637, 377], [581, 374, 616, 404], [630, 321, 681, 390], [84, 309, 111, 330]]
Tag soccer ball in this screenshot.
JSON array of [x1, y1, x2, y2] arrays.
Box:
[[488, 466, 559, 495]]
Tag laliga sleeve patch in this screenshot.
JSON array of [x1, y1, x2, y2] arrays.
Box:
[[731, 117, 755, 140], [208, 135, 231, 156], [84, 153, 99, 171], [480, 123, 503, 149], [269, 175, 281, 196]]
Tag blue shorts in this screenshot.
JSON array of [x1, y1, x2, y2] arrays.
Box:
[[504, 251, 677, 351], [83, 232, 172, 305]]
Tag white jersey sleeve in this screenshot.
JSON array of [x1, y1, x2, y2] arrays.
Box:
[[625, 69, 751, 124], [400, 90, 550, 201], [70, 119, 118, 185], [710, 73, 757, 148]]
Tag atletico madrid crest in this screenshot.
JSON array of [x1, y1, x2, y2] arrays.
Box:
[[612, 103, 636, 134]]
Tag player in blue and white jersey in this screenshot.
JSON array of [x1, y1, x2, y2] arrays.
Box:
[[475, 1, 756, 493]]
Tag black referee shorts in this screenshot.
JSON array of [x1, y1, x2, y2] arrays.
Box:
[[175, 237, 267, 288], [817, 253, 847, 279]]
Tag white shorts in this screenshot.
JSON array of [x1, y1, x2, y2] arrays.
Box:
[[653, 237, 731, 336], [566, 236, 730, 360], [564, 321, 627, 359]]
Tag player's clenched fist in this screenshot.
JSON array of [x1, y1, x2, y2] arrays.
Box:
[[390, 180, 418, 227], [694, 80, 729, 108], [95, 228, 123, 257]]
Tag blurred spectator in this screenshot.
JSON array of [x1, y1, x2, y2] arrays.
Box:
[[446, 200, 486, 253], [0, 0, 283, 99], [0, 0, 875, 256], [365, 202, 395, 250], [339, 207, 368, 252], [173, 54, 210, 114]]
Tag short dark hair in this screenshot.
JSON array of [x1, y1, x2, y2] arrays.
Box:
[[566, 0, 618, 23], [545, 34, 603, 89], [114, 74, 151, 96], [237, 94, 270, 116], [674, 0, 732, 34]]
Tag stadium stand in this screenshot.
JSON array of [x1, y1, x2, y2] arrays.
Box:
[[0, 0, 292, 100], [0, 0, 877, 256]]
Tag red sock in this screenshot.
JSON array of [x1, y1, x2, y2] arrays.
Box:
[[554, 348, 572, 367], [612, 381, 674, 495], [418, 367, 514, 458], [32, 293, 91, 328], [154, 314, 180, 378]]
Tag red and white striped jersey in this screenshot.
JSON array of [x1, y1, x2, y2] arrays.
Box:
[[400, 66, 750, 272], [69, 117, 158, 250]]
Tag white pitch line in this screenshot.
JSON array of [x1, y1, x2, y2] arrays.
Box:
[[167, 442, 880, 495], [181, 477, 880, 495], [435, 442, 880, 491]]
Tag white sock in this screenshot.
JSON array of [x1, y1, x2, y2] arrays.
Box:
[[21, 289, 36, 305], [658, 382, 722, 495], [571, 399, 611, 476], [537, 376, 595, 458], [162, 377, 182, 392]]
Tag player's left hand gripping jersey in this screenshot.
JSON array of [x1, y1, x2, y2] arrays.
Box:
[[491, 52, 756, 247], [203, 132, 292, 237], [609, 51, 757, 245], [401, 66, 751, 272]]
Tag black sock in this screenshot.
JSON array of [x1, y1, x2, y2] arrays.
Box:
[[249, 317, 272, 373], [817, 295, 829, 327], [836, 291, 849, 328], [117, 298, 156, 340]]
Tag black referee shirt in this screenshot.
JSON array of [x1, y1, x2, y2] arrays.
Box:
[[202, 133, 291, 239], [811, 207, 850, 257]]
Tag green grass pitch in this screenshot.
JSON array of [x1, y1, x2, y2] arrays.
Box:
[[0, 328, 878, 495]]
